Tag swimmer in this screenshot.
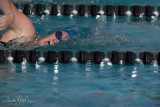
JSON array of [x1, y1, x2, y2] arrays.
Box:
[[0, 0, 77, 47]]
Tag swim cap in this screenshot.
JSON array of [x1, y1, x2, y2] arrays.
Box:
[[55, 30, 78, 41], [63, 30, 78, 37]]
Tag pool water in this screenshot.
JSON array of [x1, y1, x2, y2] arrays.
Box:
[[0, 0, 160, 106]]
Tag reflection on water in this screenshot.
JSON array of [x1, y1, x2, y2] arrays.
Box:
[[0, 62, 160, 106], [1, 0, 160, 106]]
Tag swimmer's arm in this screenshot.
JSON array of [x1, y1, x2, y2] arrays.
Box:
[[0, 0, 15, 31]]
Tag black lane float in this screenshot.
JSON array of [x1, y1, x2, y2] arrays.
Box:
[[139, 52, 157, 65], [76, 5, 91, 16], [130, 5, 145, 17], [61, 4, 73, 16], [103, 5, 118, 16], [48, 4, 58, 16], [0, 50, 160, 65], [0, 50, 8, 63], [13, 4, 159, 17], [76, 51, 105, 64]]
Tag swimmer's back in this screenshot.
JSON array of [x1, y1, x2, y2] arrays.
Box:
[[0, 3, 36, 42]]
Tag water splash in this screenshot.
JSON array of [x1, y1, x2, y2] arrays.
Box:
[[54, 62, 59, 74], [99, 10, 105, 16], [135, 58, 143, 64], [119, 60, 123, 65], [71, 57, 77, 63], [126, 11, 132, 16], [72, 10, 78, 15], [22, 58, 27, 73], [152, 60, 158, 67]]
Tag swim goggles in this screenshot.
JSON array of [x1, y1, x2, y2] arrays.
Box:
[[55, 31, 69, 41], [55, 30, 78, 41]]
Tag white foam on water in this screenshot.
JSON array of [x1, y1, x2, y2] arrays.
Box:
[[21, 58, 27, 73], [84, 13, 89, 17], [57, 13, 62, 16], [126, 11, 132, 16], [152, 60, 158, 67], [153, 11, 159, 17], [139, 13, 144, 18], [113, 13, 116, 20], [107, 62, 112, 66], [45, 9, 50, 15], [99, 10, 104, 15], [72, 10, 78, 15], [54, 64, 59, 74], [120, 60, 123, 65], [104, 58, 110, 63], [71, 57, 77, 63], [135, 58, 143, 64], [7, 56, 14, 62], [96, 15, 101, 19], [39, 57, 45, 63]]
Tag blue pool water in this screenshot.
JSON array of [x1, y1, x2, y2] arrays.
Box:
[[0, 0, 160, 106]]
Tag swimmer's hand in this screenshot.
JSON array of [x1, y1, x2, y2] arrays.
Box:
[[0, 13, 15, 31]]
